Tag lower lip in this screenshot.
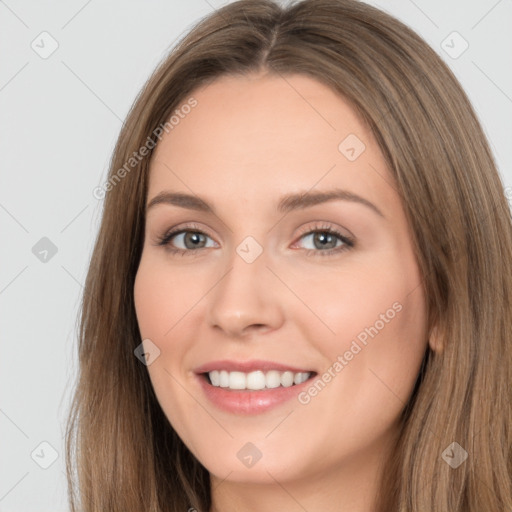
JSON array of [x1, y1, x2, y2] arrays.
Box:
[[196, 373, 316, 415]]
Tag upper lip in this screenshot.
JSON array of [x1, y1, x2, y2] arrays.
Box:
[[194, 359, 315, 374]]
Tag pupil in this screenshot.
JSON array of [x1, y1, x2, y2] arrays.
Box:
[[186, 232, 204, 248], [315, 232, 335, 249]]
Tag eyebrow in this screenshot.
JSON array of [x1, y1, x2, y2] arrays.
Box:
[[146, 188, 385, 218]]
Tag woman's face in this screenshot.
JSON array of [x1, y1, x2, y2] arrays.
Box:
[[134, 72, 429, 488]]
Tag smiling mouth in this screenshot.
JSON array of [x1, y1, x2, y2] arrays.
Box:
[[201, 369, 318, 391]]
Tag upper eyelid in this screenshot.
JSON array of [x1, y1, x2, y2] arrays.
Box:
[[162, 222, 346, 237]]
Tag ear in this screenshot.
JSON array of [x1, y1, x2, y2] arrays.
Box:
[[428, 323, 443, 353]]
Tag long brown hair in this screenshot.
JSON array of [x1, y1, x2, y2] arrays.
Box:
[[65, 0, 512, 510]]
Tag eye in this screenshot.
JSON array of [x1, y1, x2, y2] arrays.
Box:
[[156, 223, 217, 256], [292, 222, 354, 257]]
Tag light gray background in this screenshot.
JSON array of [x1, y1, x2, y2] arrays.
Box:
[[1, 0, 511, 510]]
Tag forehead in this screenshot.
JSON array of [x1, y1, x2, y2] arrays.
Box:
[[147, 72, 396, 215]]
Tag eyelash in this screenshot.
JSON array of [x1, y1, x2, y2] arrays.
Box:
[[155, 221, 355, 258]]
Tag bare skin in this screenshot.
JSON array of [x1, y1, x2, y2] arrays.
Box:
[[134, 71, 432, 512]]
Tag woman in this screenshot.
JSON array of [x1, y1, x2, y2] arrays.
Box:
[[65, 1, 512, 511]]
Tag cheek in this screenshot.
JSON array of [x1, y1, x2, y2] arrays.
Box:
[[283, 262, 427, 466], [133, 257, 203, 436], [133, 255, 206, 340], [284, 251, 426, 350], [292, 250, 428, 405], [316, 261, 427, 412], [364, 280, 428, 400]]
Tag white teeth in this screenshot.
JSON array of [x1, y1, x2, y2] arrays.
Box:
[[210, 370, 220, 386], [294, 372, 308, 385], [281, 371, 294, 387], [247, 370, 266, 390], [265, 370, 281, 389], [229, 371, 246, 390], [219, 370, 229, 387], [207, 369, 312, 390]]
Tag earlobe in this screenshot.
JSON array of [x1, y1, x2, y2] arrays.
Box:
[[428, 324, 443, 353]]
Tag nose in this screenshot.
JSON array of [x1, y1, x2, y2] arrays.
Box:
[[206, 244, 285, 338]]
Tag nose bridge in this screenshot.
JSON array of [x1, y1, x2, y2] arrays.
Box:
[[206, 236, 284, 336]]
